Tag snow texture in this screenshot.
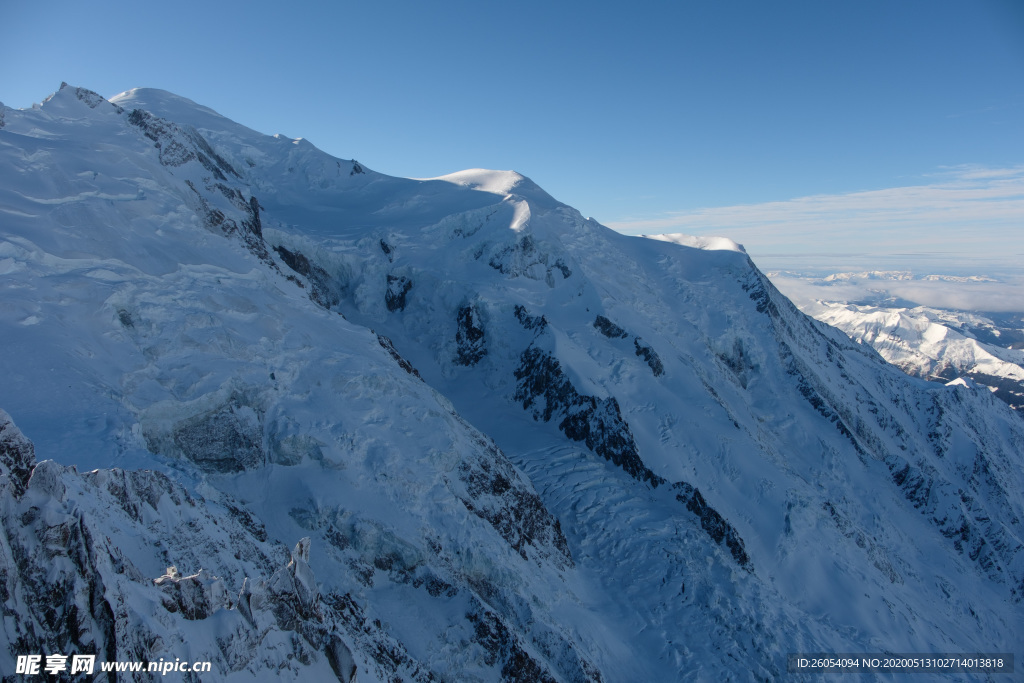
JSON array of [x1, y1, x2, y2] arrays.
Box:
[[0, 83, 1022, 681]]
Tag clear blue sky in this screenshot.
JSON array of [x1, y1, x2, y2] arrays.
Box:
[[2, 0, 1022, 268]]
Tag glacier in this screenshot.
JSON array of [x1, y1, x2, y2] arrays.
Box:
[[0, 83, 1021, 681]]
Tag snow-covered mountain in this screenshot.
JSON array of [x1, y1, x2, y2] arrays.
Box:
[[768, 271, 1024, 412], [804, 300, 1024, 412], [1, 83, 1022, 681]]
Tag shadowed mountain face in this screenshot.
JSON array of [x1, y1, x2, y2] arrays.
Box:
[[0, 83, 1021, 681]]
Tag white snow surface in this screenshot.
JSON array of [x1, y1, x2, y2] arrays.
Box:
[[641, 232, 746, 253], [1, 83, 1022, 681]]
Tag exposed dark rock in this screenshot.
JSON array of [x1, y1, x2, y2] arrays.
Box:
[[514, 305, 547, 332], [466, 607, 558, 683], [350, 161, 364, 175], [385, 275, 413, 312], [741, 267, 781, 319], [155, 567, 230, 620], [127, 109, 277, 269], [126, 108, 238, 180], [377, 335, 422, 379], [379, 239, 394, 262], [183, 179, 273, 266], [323, 592, 437, 682], [633, 337, 664, 376], [673, 482, 751, 570], [243, 195, 263, 238], [514, 346, 662, 487], [274, 245, 339, 309], [593, 315, 628, 339], [717, 337, 753, 387], [455, 305, 487, 366], [782, 342, 865, 456], [822, 501, 902, 584], [326, 634, 357, 682], [83, 467, 195, 525], [0, 409, 35, 498], [117, 308, 134, 328], [170, 396, 265, 473], [489, 235, 538, 275], [54, 82, 122, 112], [0, 414, 384, 681], [487, 235, 570, 286], [457, 443, 573, 568], [223, 499, 269, 542], [128, 108, 196, 167]]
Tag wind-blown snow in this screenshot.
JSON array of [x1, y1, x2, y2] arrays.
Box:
[[641, 232, 746, 253]]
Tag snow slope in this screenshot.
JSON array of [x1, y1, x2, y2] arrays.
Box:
[[1, 84, 1022, 681]]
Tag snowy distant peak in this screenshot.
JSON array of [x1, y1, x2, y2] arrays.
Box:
[[38, 82, 123, 116], [820, 270, 998, 283], [641, 232, 746, 253]]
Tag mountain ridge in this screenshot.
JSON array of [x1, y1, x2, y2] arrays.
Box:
[[0, 83, 1021, 681]]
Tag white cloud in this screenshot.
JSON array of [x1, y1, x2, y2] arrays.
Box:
[[769, 273, 1024, 314], [606, 165, 1024, 272]]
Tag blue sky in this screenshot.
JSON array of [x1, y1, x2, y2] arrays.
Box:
[[2, 0, 1022, 273]]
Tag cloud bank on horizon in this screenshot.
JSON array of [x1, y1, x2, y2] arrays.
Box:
[[609, 165, 1024, 276]]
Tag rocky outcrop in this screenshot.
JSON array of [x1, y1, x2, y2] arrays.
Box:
[[127, 108, 238, 180], [49, 82, 124, 112], [0, 409, 34, 498], [385, 275, 413, 312], [170, 396, 265, 473], [633, 337, 664, 377], [514, 346, 662, 486], [0, 412, 365, 681], [514, 305, 547, 333], [488, 235, 572, 285], [672, 482, 751, 570], [593, 315, 628, 339], [274, 245, 340, 309], [377, 334, 423, 379], [455, 305, 487, 366], [466, 602, 601, 683], [455, 431, 573, 569]]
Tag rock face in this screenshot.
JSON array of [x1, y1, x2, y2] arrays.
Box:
[[673, 482, 750, 569], [514, 345, 662, 487], [593, 315, 628, 339], [633, 337, 664, 377], [0, 84, 1022, 681], [0, 409, 588, 681], [0, 411, 352, 681], [385, 275, 413, 312], [275, 245, 340, 309], [455, 305, 487, 365], [170, 396, 265, 473], [0, 409, 34, 498]]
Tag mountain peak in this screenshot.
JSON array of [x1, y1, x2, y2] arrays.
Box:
[[39, 82, 122, 115], [426, 168, 560, 210]]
